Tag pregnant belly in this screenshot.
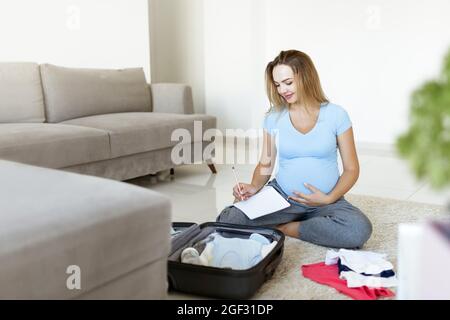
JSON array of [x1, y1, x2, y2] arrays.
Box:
[[276, 158, 340, 196]]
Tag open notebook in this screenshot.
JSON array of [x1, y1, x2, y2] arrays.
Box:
[[233, 186, 290, 220]]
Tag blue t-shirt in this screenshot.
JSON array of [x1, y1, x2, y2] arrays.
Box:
[[263, 102, 352, 197]]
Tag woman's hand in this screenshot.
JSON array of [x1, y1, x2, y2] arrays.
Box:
[[233, 183, 258, 203], [288, 183, 332, 207]]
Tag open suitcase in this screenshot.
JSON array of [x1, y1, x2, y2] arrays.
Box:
[[168, 222, 285, 299]]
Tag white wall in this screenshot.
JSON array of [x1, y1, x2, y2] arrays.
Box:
[[149, 0, 205, 113], [0, 0, 150, 80], [266, 0, 450, 145], [150, 0, 450, 145], [204, 0, 268, 130]]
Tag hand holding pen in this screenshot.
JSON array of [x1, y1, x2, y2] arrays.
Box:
[[232, 166, 258, 202]]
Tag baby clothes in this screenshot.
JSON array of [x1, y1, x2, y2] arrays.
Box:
[[301, 262, 395, 300], [325, 249, 397, 288], [170, 227, 182, 237], [339, 268, 398, 288], [337, 259, 395, 278], [325, 249, 393, 274], [181, 233, 278, 270]]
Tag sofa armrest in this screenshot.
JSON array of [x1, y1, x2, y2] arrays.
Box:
[[149, 83, 194, 114]]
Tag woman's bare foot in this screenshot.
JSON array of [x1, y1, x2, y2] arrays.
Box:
[[276, 222, 300, 238]]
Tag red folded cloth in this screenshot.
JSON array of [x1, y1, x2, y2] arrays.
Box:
[[301, 262, 395, 300]]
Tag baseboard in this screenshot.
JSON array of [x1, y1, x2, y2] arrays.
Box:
[[355, 142, 398, 157], [219, 133, 399, 158]]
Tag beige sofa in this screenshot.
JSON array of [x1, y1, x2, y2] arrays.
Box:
[[0, 159, 171, 299], [0, 62, 217, 179], [0, 62, 217, 299]]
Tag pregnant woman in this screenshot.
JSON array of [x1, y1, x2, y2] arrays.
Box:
[[217, 50, 372, 249]]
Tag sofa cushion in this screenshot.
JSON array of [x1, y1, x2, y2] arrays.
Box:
[[40, 64, 151, 123], [0, 123, 111, 168], [0, 160, 171, 299], [0, 62, 46, 123], [61, 112, 217, 158]]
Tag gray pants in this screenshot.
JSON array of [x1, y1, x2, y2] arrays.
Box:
[[216, 179, 372, 249]]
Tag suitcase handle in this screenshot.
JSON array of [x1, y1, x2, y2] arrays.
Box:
[[264, 246, 282, 280]]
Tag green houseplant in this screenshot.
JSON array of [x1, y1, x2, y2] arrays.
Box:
[[396, 50, 450, 191]]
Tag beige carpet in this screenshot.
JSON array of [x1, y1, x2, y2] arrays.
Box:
[[253, 194, 448, 300]]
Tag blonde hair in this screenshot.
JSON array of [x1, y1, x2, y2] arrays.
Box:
[[265, 50, 328, 112]]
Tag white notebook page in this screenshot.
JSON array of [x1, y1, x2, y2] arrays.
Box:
[[233, 186, 290, 220]]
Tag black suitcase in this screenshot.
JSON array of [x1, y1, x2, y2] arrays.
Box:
[[168, 222, 285, 299]]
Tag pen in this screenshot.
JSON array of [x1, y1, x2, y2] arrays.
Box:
[[232, 166, 244, 200]]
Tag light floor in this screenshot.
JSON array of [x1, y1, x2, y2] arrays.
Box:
[[129, 145, 449, 223], [127, 144, 449, 299]]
